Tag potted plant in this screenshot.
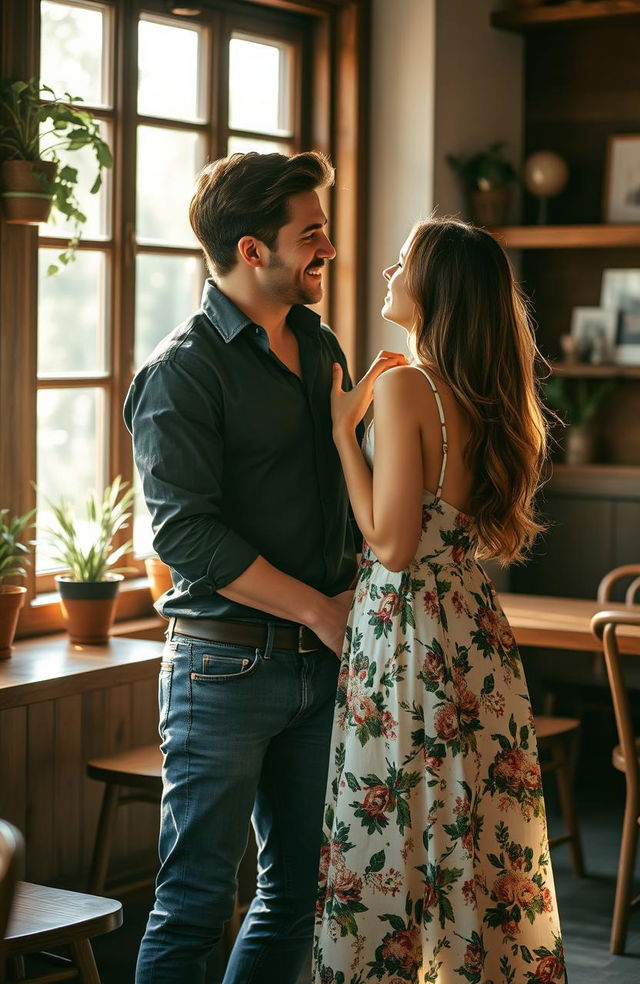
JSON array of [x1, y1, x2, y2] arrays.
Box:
[[0, 78, 113, 273], [44, 477, 135, 645], [144, 555, 173, 604], [0, 507, 35, 657], [543, 376, 614, 466], [446, 141, 516, 226]]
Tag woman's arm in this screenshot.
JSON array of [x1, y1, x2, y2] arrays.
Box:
[[332, 365, 424, 572]]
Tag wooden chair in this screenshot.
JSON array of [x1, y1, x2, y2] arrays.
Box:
[[0, 819, 122, 983], [591, 608, 640, 955], [0, 821, 22, 942], [533, 715, 585, 877], [597, 563, 640, 608], [86, 745, 246, 953]]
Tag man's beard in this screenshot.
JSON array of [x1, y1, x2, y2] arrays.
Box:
[[265, 252, 323, 306]]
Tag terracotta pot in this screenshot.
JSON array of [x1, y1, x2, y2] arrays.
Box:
[[469, 187, 510, 227], [1, 160, 57, 224], [144, 556, 173, 604], [56, 574, 123, 645], [0, 585, 27, 658]]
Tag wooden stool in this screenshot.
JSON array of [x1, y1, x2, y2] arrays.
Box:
[[86, 745, 163, 897], [1, 820, 122, 984], [86, 745, 245, 954], [534, 715, 585, 877]]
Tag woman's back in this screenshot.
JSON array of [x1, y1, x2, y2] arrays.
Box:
[[409, 362, 475, 516]]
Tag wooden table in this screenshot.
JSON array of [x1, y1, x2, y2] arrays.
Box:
[[499, 592, 640, 654]]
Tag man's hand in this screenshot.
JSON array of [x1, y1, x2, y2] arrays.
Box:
[[310, 588, 354, 656], [331, 350, 408, 438]]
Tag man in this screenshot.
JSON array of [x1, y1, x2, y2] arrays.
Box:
[[125, 151, 371, 984]]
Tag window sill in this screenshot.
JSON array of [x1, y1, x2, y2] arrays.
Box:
[[15, 577, 159, 641]]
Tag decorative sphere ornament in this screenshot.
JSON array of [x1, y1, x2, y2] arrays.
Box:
[[522, 151, 569, 224]]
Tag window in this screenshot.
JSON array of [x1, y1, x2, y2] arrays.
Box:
[[0, 0, 369, 636], [35, 0, 308, 583]]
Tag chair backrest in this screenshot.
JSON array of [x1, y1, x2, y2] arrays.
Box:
[[597, 563, 640, 604], [0, 820, 24, 940], [591, 611, 640, 801]]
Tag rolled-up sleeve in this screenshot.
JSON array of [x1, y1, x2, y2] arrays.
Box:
[[124, 356, 259, 593]]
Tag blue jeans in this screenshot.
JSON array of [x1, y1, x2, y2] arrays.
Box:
[[135, 627, 339, 984]]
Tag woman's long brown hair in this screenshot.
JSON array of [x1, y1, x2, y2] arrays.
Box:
[[403, 218, 547, 565]]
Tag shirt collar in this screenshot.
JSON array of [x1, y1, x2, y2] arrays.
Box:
[[201, 278, 322, 343]]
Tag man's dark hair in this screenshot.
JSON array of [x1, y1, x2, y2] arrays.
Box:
[[189, 151, 335, 276]]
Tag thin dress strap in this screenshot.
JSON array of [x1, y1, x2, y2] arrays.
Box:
[[412, 365, 449, 499]]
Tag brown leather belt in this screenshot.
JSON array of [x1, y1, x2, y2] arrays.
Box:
[[168, 617, 323, 654]]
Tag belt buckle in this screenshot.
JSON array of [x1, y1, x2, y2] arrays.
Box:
[[298, 625, 315, 654]]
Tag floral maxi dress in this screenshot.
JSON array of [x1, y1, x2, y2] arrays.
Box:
[[313, 367, 567, 984]]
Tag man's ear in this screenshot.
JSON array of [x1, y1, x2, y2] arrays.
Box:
[[237, 235, 268, 268]]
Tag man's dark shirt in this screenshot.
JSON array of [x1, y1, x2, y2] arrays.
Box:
[[124, 279, 361, 624]]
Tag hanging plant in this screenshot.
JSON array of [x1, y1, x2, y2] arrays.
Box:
[[0, 78, 113, 273]]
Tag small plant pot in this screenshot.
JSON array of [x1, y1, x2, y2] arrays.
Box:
[[144, 555, 173, 604], [56, 574, 123, 645], [565, 425, 595, 467], [1, 160, 57, 224], [0, 585, 28, 658], [469, 187, 510, 227]]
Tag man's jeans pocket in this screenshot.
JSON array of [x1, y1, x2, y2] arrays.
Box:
[[189, 641, 262, 683], [158, 659, 174, 738]]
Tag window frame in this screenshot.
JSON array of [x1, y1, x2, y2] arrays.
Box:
[[0, 0, 370, 639]]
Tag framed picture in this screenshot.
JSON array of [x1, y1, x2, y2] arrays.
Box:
[[600, 268, 640, 365], [604, 135, 640, 223], [570, 307, 617, 363], [616, 313, 640, 365]]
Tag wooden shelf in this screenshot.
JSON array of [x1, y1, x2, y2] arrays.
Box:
[[549, 462, 640, 496], [549, 361, 640, 378], [492, 1, 640, 33], [490, 224, 640, 249]]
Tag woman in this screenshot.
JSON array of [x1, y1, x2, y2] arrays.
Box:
[[313, 218, 566, 984]]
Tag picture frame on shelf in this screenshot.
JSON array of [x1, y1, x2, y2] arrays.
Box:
[[616, 313, 640, 365], [569, 307, 617, 364], [600, 268, 640, 366], [604, 134, 640, 223]]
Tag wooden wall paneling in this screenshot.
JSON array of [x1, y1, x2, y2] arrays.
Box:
[[53, 694, 83, 882], [127, 676, 161, 865], [512, 495, 614, 598], [597, 382, 640, 465], [0, 706, 28, 835], [107, 683, 133, 872], [26, 700, 55, 882], [81, 688, 110, 874], [614, 500, 640, 568]]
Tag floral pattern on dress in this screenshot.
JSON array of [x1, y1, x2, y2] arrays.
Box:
[[313, 427, 566, 984]]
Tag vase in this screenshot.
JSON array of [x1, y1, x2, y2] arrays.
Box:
[[56, 574, 123, 645], [469, 187, 510, 227]]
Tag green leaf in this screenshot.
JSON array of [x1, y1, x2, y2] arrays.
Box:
[[368, 850, 385, 873], [381, 913, 405, 931], [345, 772, 361, 792]]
